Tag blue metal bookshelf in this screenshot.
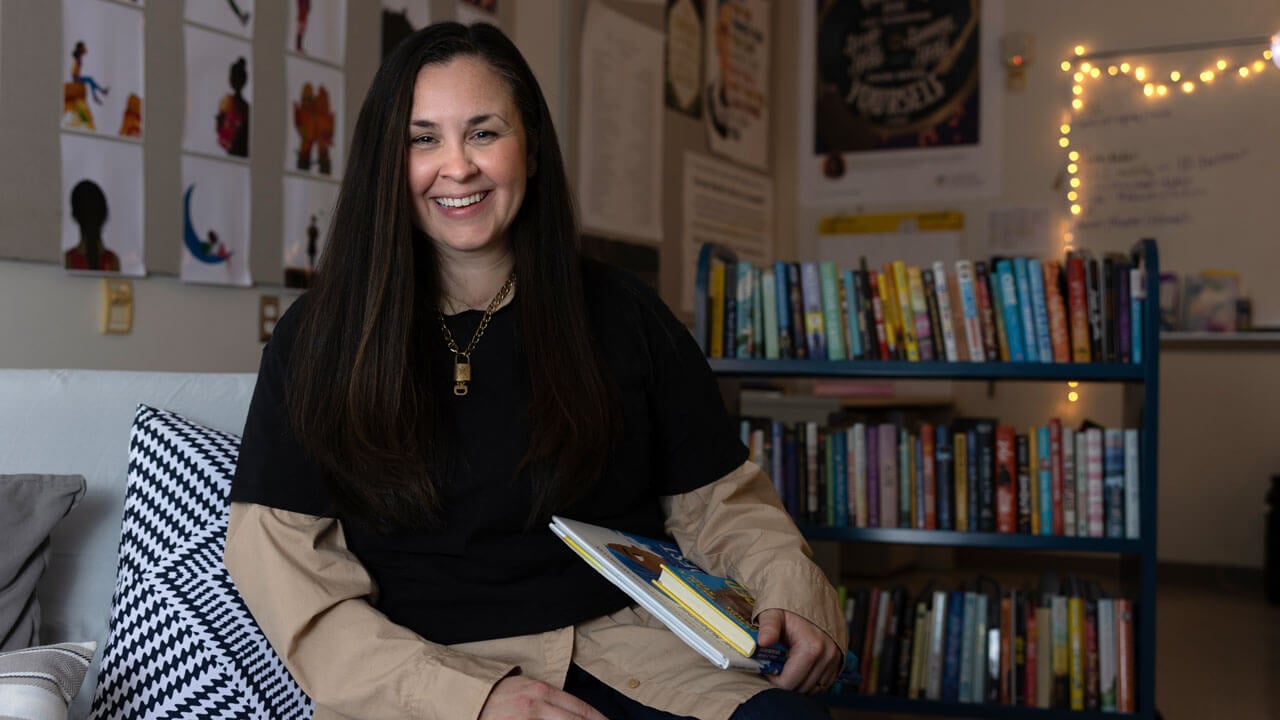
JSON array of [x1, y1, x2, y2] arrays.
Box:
[[695, 240, 1161, 720]]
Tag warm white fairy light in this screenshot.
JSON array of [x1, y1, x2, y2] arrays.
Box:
[[1169, 70, 1181, 81], [1182, 81, 1195, 93]]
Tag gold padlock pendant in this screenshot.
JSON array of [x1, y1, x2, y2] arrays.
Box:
[[453, 360, 471, 396]]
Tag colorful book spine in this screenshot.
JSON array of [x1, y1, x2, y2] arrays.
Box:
[[1052, 420, 1066, 536], [936, 426, 953, 531], [1066, 255, 1091, 361], [1044, 260, 1072, 362], [921, 424, 937, 529], [1124, 429, 1140, 539], [892, 261, 920, 361], [708, 258, 726, 358], [932, 261, 960, 362], [987, 262, 1012, 362], [1037, 425, 1053, 535], [1067, 594, 1085, 710], [1013, 257, 1040, 362], [850, 424, 866, 527], [819, 261, 847, 360], [787, 263, 807, 359], [995, 425, 1017, 533], [761, 268, 780, 360], [1051, 594, 1069, 708], [735, 261, 754, 358], [1103, 428, 1126, 538], [1131, 266, 1144, 364], [995, 260, 1026, 362], [1016, 433, 1033, 535], [1086, 427, 1105, 537], [907, 266, 935, 361], [868, 272, 890, 360], [973, 261, 1001, 361], [773, 260, 793, 359], [867, 424, 880, 527], [879, 266, 902, 360], [955, 260, 985, 362], [800, 262, 827, 360], [1115, 598, 1134, 712], [1027, 259, 1055, 363], [1028, 430, 1040, 536], [953, 431, 968, 532], [842, 270, 863, 360]]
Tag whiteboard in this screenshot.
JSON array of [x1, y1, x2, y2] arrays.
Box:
[[1068, 45, 1280, 324]]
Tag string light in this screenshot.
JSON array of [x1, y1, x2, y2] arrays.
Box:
[[1182, 81, 1195, 93], [1239, 66, 1250, 77], [1169, 70, 1181, 81], [1067, 162, 1078, 174]]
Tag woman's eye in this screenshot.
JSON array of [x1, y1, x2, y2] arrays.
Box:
[[411, 134, 436, 146], [471, 130, 495, 141]]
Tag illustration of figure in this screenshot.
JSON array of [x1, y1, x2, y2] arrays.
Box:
[[704, 0, 738, 141], [226, 0, 251, 25], [118, 93, 143, 137], [65, 180, 121, 273], [71, 42, 109, 104], [313, 85, 335, 175], [293, 82, 316, 170], [295, 0, 311, 53], [306, 215, 319, 271], [203, 230, 233, 260], [606, 542, 664, 582], [216, 57, 250, 157]]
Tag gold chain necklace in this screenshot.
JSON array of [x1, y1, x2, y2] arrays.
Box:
[[438, 271, 516, 396]]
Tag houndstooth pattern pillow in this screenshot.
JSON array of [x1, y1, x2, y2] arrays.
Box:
[[89, 405, 313, 719]]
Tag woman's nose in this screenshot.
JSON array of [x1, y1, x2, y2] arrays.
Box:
[[439, 140, 477, 180]]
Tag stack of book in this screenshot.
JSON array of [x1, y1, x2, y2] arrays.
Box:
[[740, 413, 1140, 540], [836, 577, 1136, 713], [701, 247, 1145, 364]]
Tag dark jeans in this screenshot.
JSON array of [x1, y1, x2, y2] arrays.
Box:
[[563, 663, 833, 720]]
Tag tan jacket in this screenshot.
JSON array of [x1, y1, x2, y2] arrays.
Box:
[[224, 461, 847, 720]]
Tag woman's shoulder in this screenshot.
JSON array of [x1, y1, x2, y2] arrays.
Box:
[[579, 256, 665, 318], [264, 292, 311, 359]]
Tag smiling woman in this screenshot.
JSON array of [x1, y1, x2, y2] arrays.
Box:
[[225, 21, 845, 720]]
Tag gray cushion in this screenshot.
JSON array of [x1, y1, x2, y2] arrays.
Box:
[[0, 475, 86, 651], [0, 640, 96, 720]]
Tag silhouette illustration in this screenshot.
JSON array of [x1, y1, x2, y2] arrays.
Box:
[[64, 41, 110, 129], [293, 82, 335, 174], [183, 185, 233, 264], [226, 0, 251, 25], [295, 0, 311, 53], [216, 57, 250, 157], [306, 215, 319, 271], [118, 93, 142, 137], [65, 180, 121, 272]]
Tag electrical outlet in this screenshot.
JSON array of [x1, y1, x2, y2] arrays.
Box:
[[259, 295, 280, 342]]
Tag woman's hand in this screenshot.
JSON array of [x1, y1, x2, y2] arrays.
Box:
[[479, 674, 608, 720], [755, 608, 843, 694]]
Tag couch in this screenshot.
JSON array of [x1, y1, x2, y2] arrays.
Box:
[[0, 369, 261, 718]]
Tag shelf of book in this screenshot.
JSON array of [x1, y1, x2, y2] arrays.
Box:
[[798, 526, 1144, 554], [823, 694, 1139, 720], [710, 359, 1144, 382], [695, 239, 1161, 720]]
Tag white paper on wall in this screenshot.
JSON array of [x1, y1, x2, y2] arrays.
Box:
[[183, 25, 253, 160], [282, 175, 339, 289], [60, 132, 146, 277], [180, 155, 252, 287], [185, 0, 255, 38], [61, 0, 145, 138], [287, 0, 347, 66], [702, 0, 770, 171]]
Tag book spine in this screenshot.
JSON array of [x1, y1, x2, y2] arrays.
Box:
[[936, 425, 953, 531], [1016, 433, 1033, 535], [996, 260, 1026, 362], [867, 424, 880, 527], [851, 424, 866, 527], [1085, 255, 1104, 361], [858, 258, 879, 356], [819, 261, 846, 360], [1116, 258, 1132, 363], [878, 588, 904, 695], [921, 424, 937, 529], [976, 421, 996, 532], [723, 259, 737, 358], [833, 430, 849, 527], [708, 258, 726, 358], [988, 262, 1012, 362], [869, 588, 891, 693], [751, 266, 764, 358], [922, 268, 945, 362], [893, 261, 920, 361], [926, 591, 948, 700], [1084, 592, 1100, 711], [1131, 266, 1145, 364], [800, 262, 827, 360], [1038, 425, 1054, 535], [908, 266, 936, 361], [1027, 259, 1055, 363], [1025, 600, 1040, 707], [1013, 258, 1040, 362], [966, 428, 979, 532], [974, 261, 1001, 361], [735, 262, 754, 358], [1103, 428, 1126, 538], [773, 260, 793, 359], [958, 592, 977, 702], [843, 270, 863, 360], [1028, 430, 1041, 536], [1097, 597, 1117, 712], [1115, 598, 1134, 712], [1067, 255, 1091, 361], [761, 268, 780, 360], [911, 431, 923, 529], [878, 266, 902, 360], [931, 261, 960, 361], [868, 271, 891, 360], [1050, 418, 1064, 536], [1101, 256, 1116, 361], [953, 431, 968, 532], [1124, 428, 1141, 539], [1045, 260, 1072, 362], [1035, 604, 1051, 708], [1086, 428, 1105, 537], [972, 593, 989, 703], [859, 588, 881, 694], [1075, 430, 1089, 537], [1068, 594, 1085, 710], [805, 422, 819, 522], [823, 431, 834, 526], [956, 260, 985, 361], [941, 590, 966, 702], [908, 600, 929, 698], [879, 423, 898, 528], [1062, 426, 1077, 537], [900, 428, 912, 528], [1051, 595, 1069, 708], [995, 426, 1017, 533], [787, 263, 807, 359]]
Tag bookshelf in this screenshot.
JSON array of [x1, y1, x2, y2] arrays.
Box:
[[694, 240, 1160, 720]]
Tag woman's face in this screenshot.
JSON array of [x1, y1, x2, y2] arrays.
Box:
[[406, 56, 529, 260]]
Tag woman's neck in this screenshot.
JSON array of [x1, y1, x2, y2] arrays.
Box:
[[438, 248, 516, 314]]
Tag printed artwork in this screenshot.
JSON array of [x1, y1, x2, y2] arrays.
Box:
[[456, 0, 498, 27], [180, 155, 252, 286], [286, 55, 344, 177], [184, 26, 253, 159], [664, 0, 703, 118], [60, 133, 145, 276], [381, 0, 430, 60], [287, 0, 347, 66], [702, 0, 770, 170], [185, 0, 255, 38], [282, 175, 339, 288], [61, 0, 145, 138]]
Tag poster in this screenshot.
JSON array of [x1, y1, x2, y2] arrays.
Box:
[[680, 151, 772, 312], [456, 0, 498, 27], [665, 0, 702, 117], [381, 0, 430, 59], [60, 133, 145, 276], [61, 0, 145, 138], [282, 175, 339, 288], [703, 0, 770, 170], [185, 0, 254, 38], [577, 2, 664, 244], [287, 0, 347, 65], [184, 25, 253, 159], [798, 0, 1003, 204], [285, 55, 345, 177], [180, 155, 252, 286]]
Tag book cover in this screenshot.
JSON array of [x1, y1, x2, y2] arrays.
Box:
[[760, 267, 780, 360], [1044, 260, 1072, 362], [800, 262, 827, 360], [995, 425, 1018, 533], [1066, 254, 1091, 361], [973, 261, 1001, 361], [1124, 428, 1141, 539], [786, 262, 807, 359], [995, 259, 1026, 362], [819, 261, 846, 360], [655, 560, 759, 656], [1103, 428, 1126, 538], [1026, 258, 1055, 363], [1012, 257, 1040, 362], [956, 260, 986, 362], [932, 261, 961, 362], [772, 260, 793, 359]]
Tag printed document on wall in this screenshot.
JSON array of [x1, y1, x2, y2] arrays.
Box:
[[681, 151, 772, 312], [577, 1, 664, 244], [797, 0, 1003, 204]]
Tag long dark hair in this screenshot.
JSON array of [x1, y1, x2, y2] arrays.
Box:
[[287, 22, 617, 531]]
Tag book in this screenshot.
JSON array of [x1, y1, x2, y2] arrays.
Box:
[[800, 262, 826, 359], [655, 559, 759, 656], [892, 261, 920, 361], [787, 263, 808, 359], [773, 260, 794, 359], [995, 425, 1017, 533], [973, 261, 1001, 361], [1026, 259, 1054, 363], [735, 262, 754, 359], [932, 261, 961, 362], [842, 270, 863, 360], [760, 268, 780, 360], [819, 261, 846, 360], [1115, 598, 1135, 712], [708, 257, 726, 358], [1013, 258, 1040, 363], [1124, 428, 1141, 539], [548, 516, 862, 681], [1103, 428, 1126, 538], [1044, 260, 1072, 362], [995, 259, 1026, 362], [1066, 254, 1091, 361], [956, 260, 986, 362], [908, 266, 936, 361]]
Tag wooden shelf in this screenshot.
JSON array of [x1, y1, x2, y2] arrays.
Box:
[[709, 358, 1144, 382], [799, 525, 1143, 554], [1161, 331, 1280, 350]]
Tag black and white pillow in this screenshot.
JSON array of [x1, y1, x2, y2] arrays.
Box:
[[89, 405, 313, 719]]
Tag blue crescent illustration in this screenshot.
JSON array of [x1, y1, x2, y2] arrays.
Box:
[[183, 184, 233, 265]]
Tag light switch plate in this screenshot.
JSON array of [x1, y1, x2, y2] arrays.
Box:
[[259, 295, 280, 342], [101, 279, 133, 334]]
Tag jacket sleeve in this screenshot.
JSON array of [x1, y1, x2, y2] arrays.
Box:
[[659, 461, 848, 653], [224, 501, 516, 720]]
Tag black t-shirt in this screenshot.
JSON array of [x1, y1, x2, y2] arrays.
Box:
[[230, 259, 747, 645]]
